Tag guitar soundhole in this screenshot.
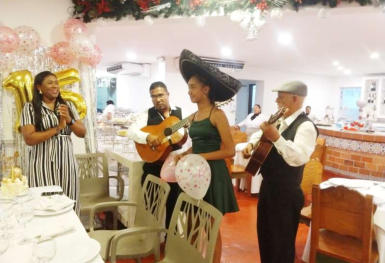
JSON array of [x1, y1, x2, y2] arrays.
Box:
[[164, 127, 172, 136]]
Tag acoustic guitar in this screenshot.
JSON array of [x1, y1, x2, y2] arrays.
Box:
[[245, 107, 287, 175], [135, 116, 190, 163]]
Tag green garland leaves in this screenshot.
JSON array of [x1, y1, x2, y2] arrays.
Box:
[[72, 0, 383, 23]]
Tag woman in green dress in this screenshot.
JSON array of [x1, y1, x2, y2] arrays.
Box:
[[176, 49, 241, 263]]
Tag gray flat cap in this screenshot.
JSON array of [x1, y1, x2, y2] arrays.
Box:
[[272, 81, 307, 96]]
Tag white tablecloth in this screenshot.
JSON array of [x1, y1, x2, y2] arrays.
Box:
[[0, 186, 103, 263], [234, 142, 262, 193], [302, 178, 385, 262]]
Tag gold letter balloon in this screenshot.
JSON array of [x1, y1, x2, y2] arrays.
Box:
[[2, 68, 87, 132]]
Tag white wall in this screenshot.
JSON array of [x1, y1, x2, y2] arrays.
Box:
[[161, 58, 343, 123], [164, 57, 196, 116], [116, 75, 152, 112], [0, 0, 72, 45]]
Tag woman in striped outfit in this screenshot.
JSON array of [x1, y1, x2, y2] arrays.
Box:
[[20, 71, 86, 213]]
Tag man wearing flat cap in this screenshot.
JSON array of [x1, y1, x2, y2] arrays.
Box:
[[243, 81, 318, 263]]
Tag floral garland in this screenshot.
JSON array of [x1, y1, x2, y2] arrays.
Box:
[[72, 0, 383, 22]]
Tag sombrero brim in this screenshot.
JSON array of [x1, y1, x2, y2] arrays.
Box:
[[179, 49, 241, 102]]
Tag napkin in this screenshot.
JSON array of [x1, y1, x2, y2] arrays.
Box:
[[34, 195, 75, 212]]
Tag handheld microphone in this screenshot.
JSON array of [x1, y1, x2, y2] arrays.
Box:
[[55, 108, 60, 119]]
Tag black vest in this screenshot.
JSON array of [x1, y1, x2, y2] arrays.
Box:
[[147, 106, 182, 125], [260, 113, 319, 186]]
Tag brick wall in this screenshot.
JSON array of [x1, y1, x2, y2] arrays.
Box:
[[324, 146, 385, 180]]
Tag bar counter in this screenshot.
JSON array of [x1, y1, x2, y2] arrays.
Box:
[[318, 125, 385, 181]]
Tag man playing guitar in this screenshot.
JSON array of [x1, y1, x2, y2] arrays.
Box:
[[242, 81, 318, 263], [126, 81, 183, 228]]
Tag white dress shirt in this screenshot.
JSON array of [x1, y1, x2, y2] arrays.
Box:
[[237, 113, 267, 138], [102, 104, 115, 118], [249, 109, 317, 167]]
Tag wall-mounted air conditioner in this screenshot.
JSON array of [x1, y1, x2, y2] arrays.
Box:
[[106, 62, 144, 76]]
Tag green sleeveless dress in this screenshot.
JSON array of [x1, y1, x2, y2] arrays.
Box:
[[189, 114, 239, 214]]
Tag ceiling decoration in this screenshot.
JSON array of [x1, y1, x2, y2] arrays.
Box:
[[72, 0, 383, 23]]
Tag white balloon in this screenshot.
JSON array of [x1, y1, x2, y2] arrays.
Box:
[[175, 154, 211, 200]]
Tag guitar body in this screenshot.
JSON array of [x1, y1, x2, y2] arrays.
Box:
[[244, 107, 288, 175], [245, 135, 273, 175], [135, 116, 188, 163]]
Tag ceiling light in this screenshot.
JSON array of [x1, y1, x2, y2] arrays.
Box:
[[277, 32, 293, 46], [221, 47, 232, 57], [332, 61, 340, 66], [370, 52, 380, 59], [126, 51, 137, 60]]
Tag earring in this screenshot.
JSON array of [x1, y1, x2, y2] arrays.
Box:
[[39, 90, 42, 95]]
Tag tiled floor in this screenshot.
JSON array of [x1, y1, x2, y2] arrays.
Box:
[[113, 190, 310, 263]]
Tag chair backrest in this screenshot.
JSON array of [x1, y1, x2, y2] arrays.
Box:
[[164, 193, 223, 263], [134, 175, 171, 227], [301, 159, 323, 197], [76, 152, 109, 197], [311, 184, 376, 262], [310, 137, 326, 163]]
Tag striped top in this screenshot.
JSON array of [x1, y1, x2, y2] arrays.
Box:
[[20, 101, 80, 213]]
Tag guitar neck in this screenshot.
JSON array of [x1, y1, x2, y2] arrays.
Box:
[[164, 117, 190, 136], [170, 117, 190, 133]]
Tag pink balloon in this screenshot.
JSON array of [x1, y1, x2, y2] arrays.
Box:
[[79, 44, 102, 67], [15, 26, 41, 54], [63, 18, 88, 40], [49, 41, 76, 65], [175, 154, 211, 200], [0, 26, 19, 53], [70, 35, 94, 57], [0, 52, 15, 71], [160, 152, 178, 183]]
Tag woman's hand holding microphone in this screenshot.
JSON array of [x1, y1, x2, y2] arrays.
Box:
[[56, 104, 71, 134]]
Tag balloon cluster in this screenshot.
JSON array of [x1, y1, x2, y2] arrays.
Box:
[[49, 19, 102, 67], [0, 19, 102, 71], [161, 153, 211, 200], [0, 25, 41, 71]]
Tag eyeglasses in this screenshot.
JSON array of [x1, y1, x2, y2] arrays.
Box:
[[151, 93, 167, 99]]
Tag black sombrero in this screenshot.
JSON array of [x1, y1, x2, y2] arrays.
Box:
[[179, 49, 241, 102]]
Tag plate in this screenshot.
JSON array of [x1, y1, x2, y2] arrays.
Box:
[[66, 238, 101, 263], [34, 203, 74, 216]]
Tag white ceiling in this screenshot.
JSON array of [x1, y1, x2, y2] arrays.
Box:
[[91, 6, 385, 77]]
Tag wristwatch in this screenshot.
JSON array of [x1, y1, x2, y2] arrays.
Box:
[[69, 118, 76, 126]]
